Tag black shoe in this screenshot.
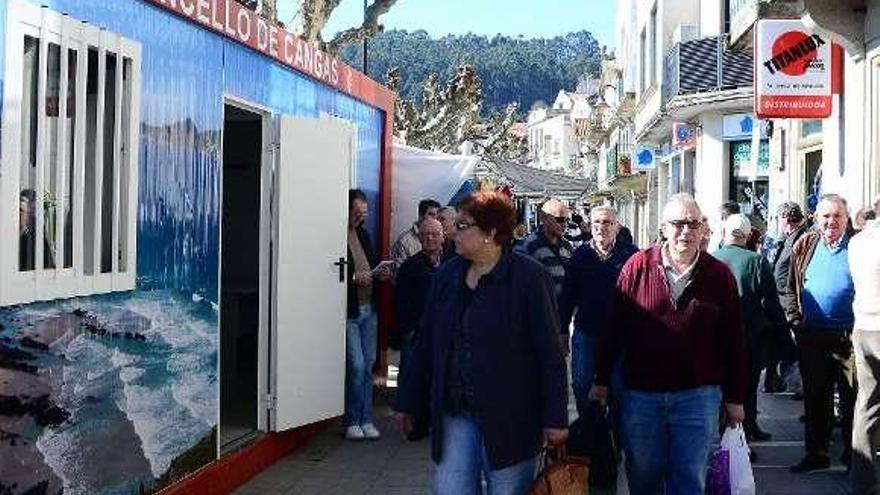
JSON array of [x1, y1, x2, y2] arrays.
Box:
[[841, 448, 852, 467], [762, 376, 787, 393], [790, 456, 831, 473], [746, 428, 772, 442]]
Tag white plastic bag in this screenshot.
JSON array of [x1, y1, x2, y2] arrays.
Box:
[[720, 425, 756, 495]]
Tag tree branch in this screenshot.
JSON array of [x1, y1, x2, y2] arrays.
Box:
[[298, 0, 344, 42], [326, 0, 399, 54]]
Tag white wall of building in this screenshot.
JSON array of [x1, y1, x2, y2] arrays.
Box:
[[616, 0, 639, 93], [699, 0, 722, 38], [527, 113, 576, 171], [694, 112, 729, 225]]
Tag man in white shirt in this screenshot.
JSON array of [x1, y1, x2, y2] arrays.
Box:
[[390, 198, 441, 273], [850, 194, 880, 493]]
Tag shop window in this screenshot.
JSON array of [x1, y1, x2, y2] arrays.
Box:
[[729, 140, 770, 224], [800, 120, 823, 139], [1, 1, 142, 306]]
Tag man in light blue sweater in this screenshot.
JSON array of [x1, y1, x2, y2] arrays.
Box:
[[785, 194, 857, 473]]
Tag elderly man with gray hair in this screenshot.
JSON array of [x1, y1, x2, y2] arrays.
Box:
[[714, 213, 787, 444], [559, 205, 638, 418], [784, 193, 857, 473], [850, 193, 880, 492], [590, 193, 747, 494]]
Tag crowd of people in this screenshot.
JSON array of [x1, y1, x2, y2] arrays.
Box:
[[343, 186, 880, 495]]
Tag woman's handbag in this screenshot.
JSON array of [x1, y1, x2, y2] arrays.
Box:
[[527, 446, 590, 495]]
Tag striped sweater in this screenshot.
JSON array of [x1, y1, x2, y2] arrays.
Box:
[[518, 231, 572, 299]]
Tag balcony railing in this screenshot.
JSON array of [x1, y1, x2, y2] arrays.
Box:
[[664, 35, 753, 100]]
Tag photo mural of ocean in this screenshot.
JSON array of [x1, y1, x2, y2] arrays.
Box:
[[0, 289, 218, 495]]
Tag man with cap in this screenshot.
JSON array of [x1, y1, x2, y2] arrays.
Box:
[[714, 213, 786, 442], [767, 201, 809, 394]]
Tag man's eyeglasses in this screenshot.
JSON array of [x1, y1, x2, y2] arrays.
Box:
[[553, 216, 568, 225], [454, 220, 478, 231], [666, 219, 703, 230], [592, 219, 615, 226]]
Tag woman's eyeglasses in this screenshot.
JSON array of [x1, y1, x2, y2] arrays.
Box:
[[454, 220, 477, 231]]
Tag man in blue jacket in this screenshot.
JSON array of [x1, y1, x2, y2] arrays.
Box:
[[559, 205, 638, 417]]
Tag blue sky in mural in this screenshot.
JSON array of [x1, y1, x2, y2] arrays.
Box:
[[0, 2, 387, 494]]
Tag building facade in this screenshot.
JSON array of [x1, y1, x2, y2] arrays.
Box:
[[526, 91, 587, 172], [728, 0, 879, 227], [606, 0, 873, 246]]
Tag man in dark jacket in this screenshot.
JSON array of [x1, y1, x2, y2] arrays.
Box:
[[765, 201, 809, 393], [395, 218, 444, 439], [783, 194, 856, 473], [345, 189, 390, 441], [714, 214, 786, 442], [559, 205, 637, 418]]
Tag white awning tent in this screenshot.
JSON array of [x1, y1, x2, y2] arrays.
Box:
[[391, 144, 478, 240]]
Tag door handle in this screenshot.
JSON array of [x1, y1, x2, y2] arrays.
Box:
[[333, 257, 347, 283]]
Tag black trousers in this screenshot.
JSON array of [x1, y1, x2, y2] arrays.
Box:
[[745, 330, 764, 432], [797, 329, 857, 460]]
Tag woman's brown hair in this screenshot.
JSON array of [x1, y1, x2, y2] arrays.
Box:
[[457, 191, 517, 246]]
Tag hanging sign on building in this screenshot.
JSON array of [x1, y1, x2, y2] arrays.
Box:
[[633, 145, 657, 171], [722, 113, 770, 140], [672, 122, 696, 151], [755, 19, 832, 119]]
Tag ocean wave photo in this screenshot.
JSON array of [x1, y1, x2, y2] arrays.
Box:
[[0, 289, 218, 495]]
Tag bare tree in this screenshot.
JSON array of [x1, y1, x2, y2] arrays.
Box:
[[389, 67, 528, 161], [287, 0, 399, 54], [260, 0, 278, 23]]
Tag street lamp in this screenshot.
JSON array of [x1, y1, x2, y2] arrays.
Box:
[[362, 0, 368, 74]]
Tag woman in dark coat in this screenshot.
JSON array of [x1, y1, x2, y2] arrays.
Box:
[[394, 190, 569, 495]]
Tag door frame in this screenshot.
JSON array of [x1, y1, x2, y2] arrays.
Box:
[[218, 96, 274, 452]]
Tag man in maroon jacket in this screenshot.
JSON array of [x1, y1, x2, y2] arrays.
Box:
[[590, 193, 747, 495]]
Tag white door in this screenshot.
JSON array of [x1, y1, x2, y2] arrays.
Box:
[[271, 115, 352, 431]]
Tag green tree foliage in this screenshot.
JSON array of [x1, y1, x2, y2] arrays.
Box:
[[341, 30, 602, 116]]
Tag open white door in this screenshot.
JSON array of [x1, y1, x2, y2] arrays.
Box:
[[271, 115, 352, 431]]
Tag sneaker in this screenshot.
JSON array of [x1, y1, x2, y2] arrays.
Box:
[[345, 425, 365, 440], [789, 455, 830, 473], [361, 423, 381, 440]]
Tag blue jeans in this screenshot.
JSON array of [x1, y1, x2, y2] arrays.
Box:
[[620, 386, 721, 495], [571, 331, 599, 419], [434, 414, 537, 495], [344, 305, 377, 426]]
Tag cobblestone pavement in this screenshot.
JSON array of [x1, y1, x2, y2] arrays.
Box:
[[235, 372, 852, 495]]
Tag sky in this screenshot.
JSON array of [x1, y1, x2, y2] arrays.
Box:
[[277, 0, 616, 47]]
